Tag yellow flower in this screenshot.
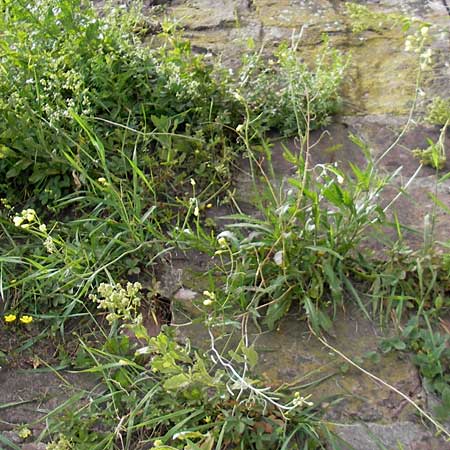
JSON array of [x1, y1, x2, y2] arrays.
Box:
[[217, 237, 227, 248], [206, 203, 213, 209], [4, 314, 16, 323], [19, 315, 33, 324], [18, 427, 32, 439]]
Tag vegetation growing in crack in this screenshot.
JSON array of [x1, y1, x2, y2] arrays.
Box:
[[0, 1, 449, 449]]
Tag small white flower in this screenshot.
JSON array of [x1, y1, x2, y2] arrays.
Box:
[[422, 48, 432, 59], [24, 209, 36, 222], [292, 392, 314, 408], [13, 216, 24, 227], [273, 250, 283, 266], [217, 231, 236, 244], [44, 236, 57, 254], [404, 38, 413, 52], [203, 290, 216, 300]]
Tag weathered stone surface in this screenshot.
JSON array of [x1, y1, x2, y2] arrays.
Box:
[[21, 444, 47, 450], [0, 369, 96, 437], [172, 295, 424, 420], [170, 0, 237, 30], [165, 0, 450, 115], [333, 421, 444, 450]]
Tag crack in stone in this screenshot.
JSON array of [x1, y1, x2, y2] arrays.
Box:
[[443, 0, 450, 15], [246, 0, 255, 12]]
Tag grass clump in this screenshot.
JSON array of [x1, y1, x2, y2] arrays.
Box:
[[0, 0, 346, 210], [0, 0, 238, 207], [198, 155, 389, 332]]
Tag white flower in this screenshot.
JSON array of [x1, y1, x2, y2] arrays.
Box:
[[292, 392, 314, 408], [24, 209, 36, 222], [217, 231, 236, 245], [13, 216, 24, 227], [404, 37, 413, 52], [273, 250, 283, 266], [203, 290, 216, 300], [44, 236, 57, 254]]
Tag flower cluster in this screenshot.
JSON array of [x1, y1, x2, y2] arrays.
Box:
[[13, 209, 37, 228], [4, 314, 33, 324], [202, 290, 216, 306], [426, 96, 450, 126], [291, 392, 314, 409], [89, 282, 143, 325], [404, 26, 432, 71]]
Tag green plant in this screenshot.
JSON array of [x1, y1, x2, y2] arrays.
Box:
[[0, 119, 167, 320], [381, 316, 450, 420], [178, 131, 402, 332], [344, 2, 415, 33], [237, 37, 346, 136], [42, 317, 333, 450], [0, 0, 238, 208], [426, 97, 450, 126], [413, 120, 448, 169], [0, 0, 349, 327]]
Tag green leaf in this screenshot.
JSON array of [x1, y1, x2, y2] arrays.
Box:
[[163, 373, 191, 391], [173, 431, 204, 441], [304, 297, 332, 333], [393, 340, 406, 351], [242, 345, 259, 369], [264, 297, 292, 330]]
